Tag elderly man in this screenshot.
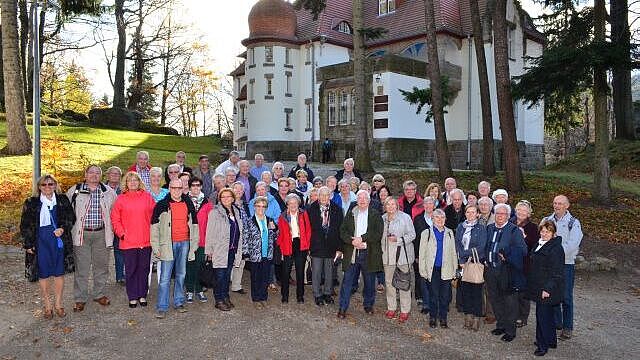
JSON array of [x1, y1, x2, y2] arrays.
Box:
[[215, 150, 240, 175], [128, 151, 152, 189], [544, 195, 583, 341], [104, 166, 124, 284], [492, 189, 516, 221], [67, 165, 118, 312], [445, 189, 466, 233], [250, 153, 270, 179], [337, 190, 383, 318], [441, 177, 466, 206], [192, 155, 213, 199], [162, 164, 182, 189], [165, 151, 192, 184], [335, 158, 362, 182], [210, 173, 226, 203], [236, 160, 258, 203], [288, 153, 314, 180], [398, 180, 423, 220], [478, 181, 492, 199], [485, 203, 527, 342]]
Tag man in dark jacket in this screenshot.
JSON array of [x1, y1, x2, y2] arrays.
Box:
[[445, 189, 465, 233], [308, 187, 344, 306], [236, 160, 258, 203], [485, 203, 527, 342], [288, 153, 314, 180]]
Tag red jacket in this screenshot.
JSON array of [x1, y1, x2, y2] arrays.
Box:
[[128, 163, 152, 173], [197, 200, 213, 248], [111, 190, 156, 249], [398, 194, 424, 221], [276, 210, 311, 256]]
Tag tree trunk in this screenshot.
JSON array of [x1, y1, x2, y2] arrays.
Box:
[[492, 0, 523, 191], [0, 26, 5, 112], [424, 0, 452, 179], [469, 0, 495, 176], [160, 7, 172, 126], [1, 0, 32, 155], [593, 0, 611, 204], [352, 0, 374, 172], [611, 0, 635, 140], [18, 0, 28, 110], [113, 0, 126, 108], [127, 2, 145, 111]]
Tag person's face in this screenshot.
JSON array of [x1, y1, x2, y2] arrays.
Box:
[[429, 186, 439, 199], [180, 176, 190, 192], [465, 206, 478, 222], [372, 179, 383, 190], [404, 185, 417, 200], [107, 170, 121, 185], [261, 173, 272, 184], [137, 155, 149, 168], [288, 180, 296, 189], [298, 155, 306, 166], [199, 158, 210, 170], [452, 193, 463, 209], [254, 201, 267, 216], [553, 196, 569, 216], [318, 191, 330, 205], [255, 157, 264, 167], [360, 185, 371, 193], [313, 181, 322, 189], [445, 179, 456, 191], [326, 178, 337, 191], [384, 199, 398, 214], [225, 173, 236, 184], [467, 195, 478, 207], [39, 179, 56, 196], [85, 167, 101, 184], [273, 166, 283, 177], [213, 177, 225, 190], [150, 172, 162, 186], [168, 168, 180, 181], [239, 162, 249, 175], [309, 191, 318, 203], [516, 205, 530, 221], [232, 185, 244, 199], [424, 200, 435, 213], [256, 185, 267, 197], [230, 154, 240, 164], [433, 215, 445, 228], [540, 227, 554, 241], [126, 176, 140, 191], [169, 181, 183, 200], [220, 191, 235, 207], [344, 161, 354, 172], [287, 198, 300, 213], [340, 182, 351, 195], [190, 181, 202, 196], [494, 207, 509, 226], [349, 181, 358, 193], [379, 188, 389, 202], [356, 192, 369, 209], [278, 182, 289, 194], [297, 174, 307, 183], [478, 184, 490, 197], [479, 201, 491, 215], [176, 153, 185, 165], [495, 194, 507, 204]]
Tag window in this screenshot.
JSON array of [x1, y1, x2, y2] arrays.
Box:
[[507, 28, 515, 59], [350, 89, 357, 124], [400, 42, 427, 60], [335, 21, 352, 34], [305, 46, 311, 63], [266, 78, 272, 96], [248, 48, 255, 66], [284, 108, 293, 130], [339, 91, 348, 125], [367, 49, 386, 58], [328, 91, 336, 126], [285, 72, 292, 95], [379, 0, 396, 15], [239, 105, 246, 127], [285, 48, 291, 64], [249, 79, 255, 101], [265, 46, 273, 63], [306, 102, 312, 130]]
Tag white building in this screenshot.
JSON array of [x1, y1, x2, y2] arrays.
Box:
[[230, 0, 545, 169]]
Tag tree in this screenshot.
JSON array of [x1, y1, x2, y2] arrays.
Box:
[[593, 0, 611, 203], [424, 0, 452, 179], [113, 0, 126, 108], [1, 0, 32, 155], [492, 0, 523, 191], [469, 0, 495, 176], [611, 0, 635, 140]]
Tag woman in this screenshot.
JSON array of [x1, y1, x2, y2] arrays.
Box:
[[111, 171, 157, 308], [335, 158, 362, 181], [455, 204, 487, 331], [513, 200, 540, 328], [370, 174, 386, 201], [424, 183, 444, 209], [20, 175, 75, 319], [337, 179, 356, 216], [381, 197, 416, 322], [271, 162, 285, 190], [312, 176, 324, 189], [149, 167, 169, 202], [185, 177, 210, 304], [527, 220, 564, 357], [249, 182, 281, 220], [478, 196, 495, 226], [276, 194, 311, 303], [306, 187, 319, 207], [466, 191, 480, 207], [348, 177, 361, 193], [232, 181, 250, 216], [242, 196, 278, 308], [378, 185, 391, 210], [205, 188, 244, 311], [295, 169, 313, 200], [418, 209, 457, 328], [413, 196, 436, 312]]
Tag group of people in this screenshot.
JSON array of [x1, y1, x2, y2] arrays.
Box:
[[20, 150, 583, 357]]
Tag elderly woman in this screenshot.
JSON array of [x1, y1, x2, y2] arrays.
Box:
[[149, 167, 169, 202], [111, 172, 157, 308], [276, 193, 311, 303], [492, 189, 516, 220], [348, 177, 361, 193], [528, 220, 565, 356], [382, 197, 416, 322], [337, 179, 356, 216], [312, 176, 324, 189], [20, 175, 75, 319], [261, 171, 279, 198], [335, 157, 362, 181], [413, 196, 436, 312], [249, 182, 282, 220], [205, 188, 244, 311], [224, 167, 238, 187], [295, 170, 314, 201], [105, 166, 124, 284], [370, 174, 385, 201], [512, 200, 540, 328], [306, 187, 319, 206], [455, 204, 487, 331], [271, 162, 286, 189], [478, 196, 495, 226], [184, 177, 211, 304], [162, 163, 181, 189], [242, 196, 278, 308], [419, 209, 457, 328], [424, 183, 444, 209], [210, 173, 226, 203]]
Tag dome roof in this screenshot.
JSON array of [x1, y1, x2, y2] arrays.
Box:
[[248, 0, 297, 40]]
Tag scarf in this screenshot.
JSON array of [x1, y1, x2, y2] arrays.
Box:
[[39, 194, 57, 227], [189, 192, 205, 211], [297, 182, 308, 193], [461, 220, 477, 250]]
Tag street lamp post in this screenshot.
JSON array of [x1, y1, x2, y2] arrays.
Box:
[[32, 0, 41, 194]]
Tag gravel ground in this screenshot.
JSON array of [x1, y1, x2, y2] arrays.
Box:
[[1, 244, 639, 360]]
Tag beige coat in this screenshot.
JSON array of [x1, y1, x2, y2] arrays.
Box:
[[150, 202, 199, 262], [418, 227, 458, 281], [66, 183, 117, 247], [205, 204, 244, 268]]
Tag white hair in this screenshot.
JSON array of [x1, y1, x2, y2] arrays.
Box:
[[433, 208, 446, 218], [225, 166, 238, 175], [344, 158, 354, 166], [494, 203, 512, 215], [356, 189, 370, 200], [167, 163, 181, 172]]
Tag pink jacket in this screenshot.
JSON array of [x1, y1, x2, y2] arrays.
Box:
[[111, 190, 156, 249], [197, 200, 213, 248]]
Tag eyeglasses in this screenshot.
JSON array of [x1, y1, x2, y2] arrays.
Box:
[[373, 179, 382, 183], [169, 171, 179, 174], [254, 205, 267, 208], [190, 184, 202, 187], [40, 183, 55, 187], [169, 186, 183, 189]]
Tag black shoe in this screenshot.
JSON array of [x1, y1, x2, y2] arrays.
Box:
[[421, 308, 430, 314], [534, 342, 557, 349], [297, 297, 304, 304], [534, 349, 547, 356], [323, 295, 334, 304], [215, 301, 231, 311], [315, 297, 325, 306], [281, 297, 289, 304], [224, 298, 235, 309], [501, 334, 515, 342], [516, 319, 527, 328], [128, 302, 137, 308], [439, 320, 448, 328], [491, 328, 506, 336], [351, 288, 357, 295], [429, 318, 437, 328], [337, 309, 346, 319], [139, 299, 148, 307], [364, 307, 374, 314], [232, 289, 246, 295]]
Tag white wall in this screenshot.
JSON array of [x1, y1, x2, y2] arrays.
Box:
[[383, 72, 435, 140]]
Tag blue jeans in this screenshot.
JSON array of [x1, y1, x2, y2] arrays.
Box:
[[554, 264, 575, 330], [214, 251, 235, 302], [113, 236, 125, 282], [156, 241, 189, 312], [428, 266, 452, 321], [339, 250, 376, 311]]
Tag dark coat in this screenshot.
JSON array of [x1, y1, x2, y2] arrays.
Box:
[[20, 194, 76, 279], [288, 164, 314, 180], [340, 205, 383, 273], [307, 201, 344, 258], [335, 169, 363, 182], [455, 222, 487, 264], [413, 211, 431, 258], [164, 165, 193, 184], [511, 219, 539, 274], [444, 205, 465, 234], [486, 222, 527, 290], [526, 236, 565, 305]]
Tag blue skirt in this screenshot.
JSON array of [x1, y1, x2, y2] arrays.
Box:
[[37, 224, 64, 278]]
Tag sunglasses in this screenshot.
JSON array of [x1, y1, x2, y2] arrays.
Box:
[[40, 183, 56, 187], [190, 184, 202, 187], [169, 186, 183, 189]]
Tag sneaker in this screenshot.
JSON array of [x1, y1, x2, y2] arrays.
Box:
[[186, 292, 194, 304], [376, 284, 384, 293], [559, 329, 572, 340], [196, 292, 208, 303], [155, 311, 166, 319], [416, 298, 423, 305], [176, 305, 188, 313]]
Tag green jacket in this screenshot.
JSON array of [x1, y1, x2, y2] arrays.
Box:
[[340, 205, 383, 273], [150, 194, 199, 261]]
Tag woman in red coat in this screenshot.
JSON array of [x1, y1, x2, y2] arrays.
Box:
[[276, 193, 311, 303], [111, 171, 156, 308]]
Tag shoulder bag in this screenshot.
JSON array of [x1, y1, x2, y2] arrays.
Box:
[[461, 247, 484, 284], [391, 238, 411, 291]]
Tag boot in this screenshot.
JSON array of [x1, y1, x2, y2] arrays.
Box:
[[464, 314, 472, 329], [472, 316, 481, 332]]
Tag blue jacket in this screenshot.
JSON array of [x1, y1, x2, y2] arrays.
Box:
[[455, 222, 487, 264], [486, 222, 527, 290], [248, 193, 281, 220]]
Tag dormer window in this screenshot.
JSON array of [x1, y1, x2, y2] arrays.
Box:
[[379, 0, 396, 16], [335, 21, 352, 34]]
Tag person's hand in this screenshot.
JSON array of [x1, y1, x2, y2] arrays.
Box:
[[541, 291, 550, 299], [206, 254, 212, 261], [387, 235, 397, 243], [335, 251, 343, 257], [53, 228, 64, 237], [268, 221, 276, 230], [498, 253, 505, 261], [351, 237, 361, 247], [26, 248, 35, 254], [460, 263, 465, 269]]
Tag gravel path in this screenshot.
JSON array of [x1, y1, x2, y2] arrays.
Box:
[[1, 245, 638, 359]]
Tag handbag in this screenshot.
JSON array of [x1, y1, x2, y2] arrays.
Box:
[[25, 251, 38, 282], [462, 248, 484, 284], [198, 259, 216, 289], [391, 237, 411, 292]]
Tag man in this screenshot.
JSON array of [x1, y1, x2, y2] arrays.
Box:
[[179, 172, 191, 194], [397, 180, 424, 220], [337, 190, 383, 318], [236, 160, 258, 203], [250, 153, 270, 179], [67, 165, 118, 312], [308, 187, 344, 306], [442, 177, 466, 206], [544, 195, 583, 341], [151, 179, 199, 319], [445, 189, 466, 232], [105, 166, 124, 285], [288, 153, 314, 180], [128, 151, 152, 190], [322, 138, 333, 163], [210, 173, 226, 203], [215, 150, 240, 175], [164, 151, 192, 184], [192, 155, 213, 199], [485, 204, 527, 342], [478, 181, 491, 199], [162, 164, 182, 189]]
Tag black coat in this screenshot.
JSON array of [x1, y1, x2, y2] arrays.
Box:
[[526, 236, 565, 305], [20, 194, 76, 279], [444, 205, 465, 234], [413, 211, 431, 258], [288, 164, 314, 180], [307, 201, 343, 258], [335, 169, 363, 182]]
